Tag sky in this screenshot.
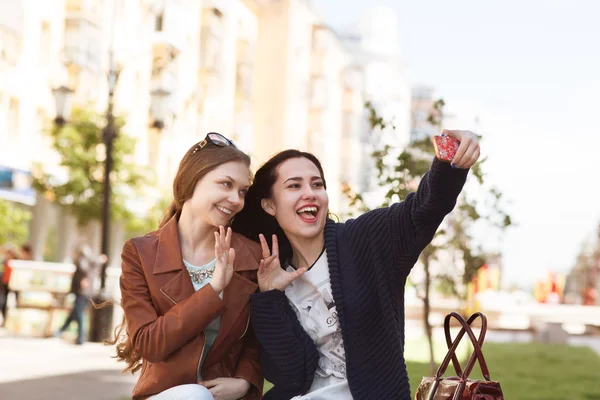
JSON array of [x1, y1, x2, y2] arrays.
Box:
[[317, 0, 600, 287]]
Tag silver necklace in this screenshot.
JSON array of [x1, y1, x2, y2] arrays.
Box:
[[186, 265, 216, 284]]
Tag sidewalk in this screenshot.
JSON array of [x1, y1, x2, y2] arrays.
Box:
[[0, 329, 137, 400]]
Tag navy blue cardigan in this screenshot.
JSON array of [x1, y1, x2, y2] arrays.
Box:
[[250, 158, 469, 399]]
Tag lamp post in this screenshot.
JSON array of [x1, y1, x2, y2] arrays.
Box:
[[52, 57, 171, 342], [150, 88, 171, 130], [52, 85, 74, 126], [85, 51, 120, 343]]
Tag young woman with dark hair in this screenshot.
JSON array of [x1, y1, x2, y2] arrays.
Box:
[[232, 129, 480, 400]]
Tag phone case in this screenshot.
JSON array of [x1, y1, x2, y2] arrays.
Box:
[[432, 135, 460, 162]]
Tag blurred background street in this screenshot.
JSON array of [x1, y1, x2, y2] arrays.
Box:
[[1, 0, 600, 399]]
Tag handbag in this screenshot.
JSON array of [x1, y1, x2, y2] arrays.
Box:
[[415, 312, 504, 400]]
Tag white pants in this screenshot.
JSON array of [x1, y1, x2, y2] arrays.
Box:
[[149, 384, 214, 400], [291, 378, 352, 399]]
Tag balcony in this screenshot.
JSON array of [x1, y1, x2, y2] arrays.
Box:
[[343, 87, 363, 114], [309, 77, 328, 110], [65, 0, 102, 25], [241, 0, 271, 14], [151, 30, 182, 76], [61, 3, 102, 73], [235, 39, 253, 109], [0, 29, 21, 69], [199, 8, 224, 73], [0, 0, 24, 68]]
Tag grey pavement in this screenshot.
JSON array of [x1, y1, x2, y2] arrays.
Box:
[[1, 328, 598, 400], [0, 329, 137, 400]]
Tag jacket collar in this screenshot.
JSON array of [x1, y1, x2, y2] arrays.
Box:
[[153, 213, 185, 275], [153, 212, 259, 275]]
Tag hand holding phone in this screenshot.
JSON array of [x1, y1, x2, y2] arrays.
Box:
[[433, 129, 480, 168], [432, 134, 460, 163]]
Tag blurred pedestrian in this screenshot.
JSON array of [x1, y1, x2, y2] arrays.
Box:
[[19, 243, 32, 260], [55, 244, 103, 345], [0, 245, 19, 327]]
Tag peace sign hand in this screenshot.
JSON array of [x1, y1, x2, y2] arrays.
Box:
[[257, 234, 307, 292]]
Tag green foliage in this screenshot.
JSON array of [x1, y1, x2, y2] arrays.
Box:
[[124, 195, 172, 239], [346, 100, 512, 303], [407, 342, 600, 400], [0, 199, 31, 246], [266, 342, 600, 398], [31, 108, 152, 226]]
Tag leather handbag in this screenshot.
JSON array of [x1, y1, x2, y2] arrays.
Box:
[[415, 312, 504, 400]]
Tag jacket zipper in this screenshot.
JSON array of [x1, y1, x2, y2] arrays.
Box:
[[238, 314, 250, 340], [227, 314, 251, 378], [159, 288, 206, 381], [160, 288, 177, 305], [197, 331, 206, 381], [160, 288, 242, 380]]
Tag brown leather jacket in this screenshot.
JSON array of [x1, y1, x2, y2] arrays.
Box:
[[120, 214, 263, 399]]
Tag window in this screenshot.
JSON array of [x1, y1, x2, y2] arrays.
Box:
[[0, 29, 20, 65], [64, 17, 101, 72], [235, 40, 253, 101], [310, 77, 328, 109], [200, 8, 224, 71], [155, 13, 163, 31], [35, 108, 47, 139], [39, 21, 51, 63], [8, 98, 19, 138]]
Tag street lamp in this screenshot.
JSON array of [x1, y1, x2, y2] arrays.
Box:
[[85, 59, 120, 343], [52, 85, 74, 126], [150, 87, 171, 129], [52, 62, 171, 342]]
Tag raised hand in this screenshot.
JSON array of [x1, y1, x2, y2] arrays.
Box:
[[257, 234, 307, 292], [442, 129, 481, 169], [210, 226, 235, 295]]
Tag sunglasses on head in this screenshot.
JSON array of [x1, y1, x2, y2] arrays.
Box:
[[192, 132, 236, 154]]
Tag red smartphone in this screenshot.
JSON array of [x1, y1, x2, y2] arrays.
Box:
[[432, 135, 460, 163]]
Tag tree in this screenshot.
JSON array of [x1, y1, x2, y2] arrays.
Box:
[[567, 223, 600, 304], [124, 194, 172, 239], [0, 200, 31, 246], [31, 107, 152, 227], [344, 100, 512, 374]]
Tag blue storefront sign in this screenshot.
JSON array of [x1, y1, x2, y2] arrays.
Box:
[[0, 166, 35, 206]]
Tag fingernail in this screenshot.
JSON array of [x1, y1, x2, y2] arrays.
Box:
[[451, 163, 456, 168], [441, 133, 445, 137]]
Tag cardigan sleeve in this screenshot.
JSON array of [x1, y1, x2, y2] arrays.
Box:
[[249, 289, 319, 399], [343, 157, 469, 275]]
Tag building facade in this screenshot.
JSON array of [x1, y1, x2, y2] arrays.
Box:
[[1, 0, 411, 265]]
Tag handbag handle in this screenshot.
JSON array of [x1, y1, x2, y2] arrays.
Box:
[[444, 312, 490, 381], [427, 312, 491, 400]]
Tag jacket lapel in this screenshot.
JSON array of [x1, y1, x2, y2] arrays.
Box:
[[151, 218, 260, 363], [203, 235, 259, 366], [154, 214, 195, 304]]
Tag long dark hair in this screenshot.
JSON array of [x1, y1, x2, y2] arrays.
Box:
[[108, 137, 251, 374], [232, 149, 326, 264]]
